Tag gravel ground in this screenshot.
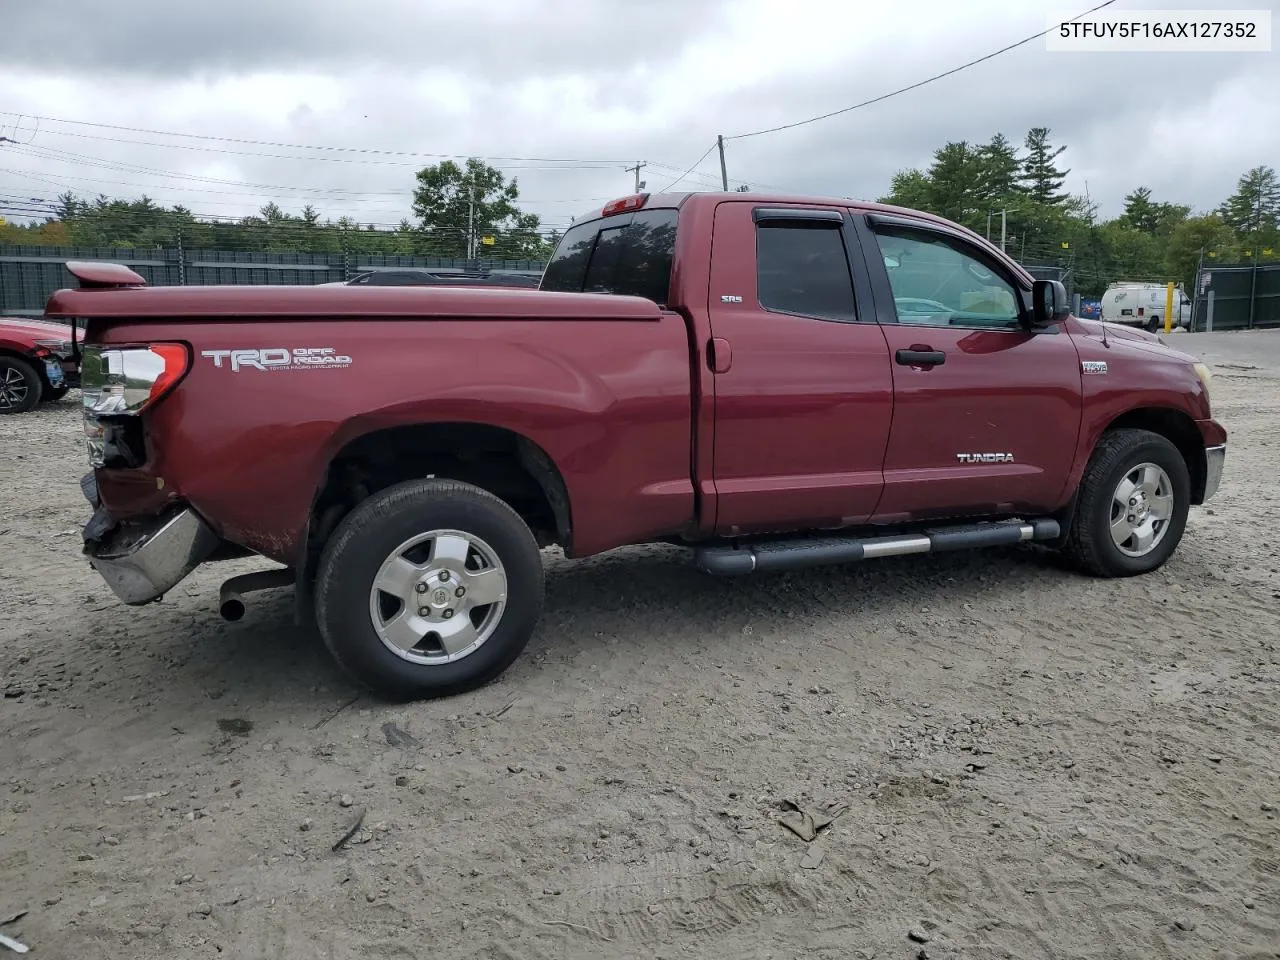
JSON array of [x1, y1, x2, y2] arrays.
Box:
[[2, 333, 1278, 960]]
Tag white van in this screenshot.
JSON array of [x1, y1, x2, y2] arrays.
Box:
[[1100, 282, 1192, 332]]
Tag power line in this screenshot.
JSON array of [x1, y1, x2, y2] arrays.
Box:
[[726, 0, 1117, 140], [654, 143, 719, 192], [0, 110, 637, 165], [0, 161, 605, 211]]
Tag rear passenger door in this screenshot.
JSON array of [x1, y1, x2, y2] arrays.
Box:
[[706, 201, 894, 535]]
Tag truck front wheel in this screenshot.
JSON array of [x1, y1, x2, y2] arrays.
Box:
[[314, 478, 545, 701], [1063, 428, 1190, 577]]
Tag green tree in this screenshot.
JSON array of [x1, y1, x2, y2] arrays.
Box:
[[878, 168, 932, 210], [974, 133, 1023, 209], [1165, 213, 1240, 290], [1020, 127, 1069, 207], [411, 157, 544, 258], [925, 141, 983, 228], [1218, 165, 1280, 257], [1120, 186, 1190, 236]]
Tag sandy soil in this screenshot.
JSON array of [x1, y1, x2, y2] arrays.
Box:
[[2, 335, 1278, 960]]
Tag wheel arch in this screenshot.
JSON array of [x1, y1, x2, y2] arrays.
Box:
[[1098, 406, 1207, 503], [297, 421, 572, 596]]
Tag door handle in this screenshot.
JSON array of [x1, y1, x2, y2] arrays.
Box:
[[895, 348, 945, 367]]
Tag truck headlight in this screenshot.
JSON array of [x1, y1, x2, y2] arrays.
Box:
[[1193, 362, 1213, 413]]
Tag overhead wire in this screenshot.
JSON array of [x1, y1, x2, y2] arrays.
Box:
[[726, 0, 1117, 140], [0, 110, 636, 165]]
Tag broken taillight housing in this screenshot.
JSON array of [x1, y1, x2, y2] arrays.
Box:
[[82, 343, 189, 467]]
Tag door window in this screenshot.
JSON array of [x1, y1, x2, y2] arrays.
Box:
[[755, 221, 858, 322], [871, 226, 1023, 329]]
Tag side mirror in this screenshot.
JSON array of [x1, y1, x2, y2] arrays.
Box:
[[1031, 279, 1070, 326]]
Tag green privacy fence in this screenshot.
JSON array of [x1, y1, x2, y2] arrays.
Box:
[[1191, 263, 1280, 331], [3, 242, 1077, 317], [0, 244, 547, 314]]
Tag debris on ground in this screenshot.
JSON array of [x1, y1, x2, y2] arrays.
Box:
[[332, 807, 367, 852], [777, 799, 848, 842], [381, 722, 419, 749]]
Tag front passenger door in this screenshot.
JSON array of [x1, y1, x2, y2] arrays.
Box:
[[859, 214, 1084, 522]]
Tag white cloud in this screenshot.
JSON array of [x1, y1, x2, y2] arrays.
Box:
[[1, 0, 1276, 231]]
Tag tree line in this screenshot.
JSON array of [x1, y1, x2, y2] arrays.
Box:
[[3, 133, 1278, 294], [878, 126, 1279, 295], [0, 158, 561, 261]]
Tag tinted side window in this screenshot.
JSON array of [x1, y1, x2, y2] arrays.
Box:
[[872, 227, 1022, 329], [539, 220, 599, 293], [756, 222, 857, 322], [540, 208, 679, 305]]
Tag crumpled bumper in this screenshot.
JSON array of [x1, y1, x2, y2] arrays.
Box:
[[81, 474, 218, 605]]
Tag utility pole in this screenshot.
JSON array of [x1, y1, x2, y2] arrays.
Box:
[[717, 135, 728, 191], [1248, 189, 1261, 329], [466, 186, 476, 261], [625, 161, 647, 193], [986, 209, 1009, 251]]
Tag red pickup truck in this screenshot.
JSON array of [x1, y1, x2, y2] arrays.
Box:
[[48, 191, 1226, 700]]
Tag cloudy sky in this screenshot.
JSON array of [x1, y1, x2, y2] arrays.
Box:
[[0, 0, 1276, 235]]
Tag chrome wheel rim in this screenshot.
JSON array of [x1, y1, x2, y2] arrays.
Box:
[[1110, 462, 1175, 558], [368, 529, 508, 665], [0, 367, 30, 409]]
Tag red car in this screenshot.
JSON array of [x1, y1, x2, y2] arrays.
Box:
[[53, 191, 1225, 700], [0, 316, 78, 414]]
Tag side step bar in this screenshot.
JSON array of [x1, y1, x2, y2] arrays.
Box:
[[694, 518, 1061, 576]]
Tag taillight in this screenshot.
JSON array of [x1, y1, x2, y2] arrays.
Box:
[[601, 194, 649, 217], [82, 343, 189, 467]]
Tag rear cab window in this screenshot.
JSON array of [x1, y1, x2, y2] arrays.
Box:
[[540, 208, 679, 306]]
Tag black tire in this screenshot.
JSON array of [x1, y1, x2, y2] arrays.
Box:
[[42, 385, 71, 403], [313, 478, 545, 701], [1063, 428, 1190, 577], [1145, 315, 1161, 333], [0, 356, 43, 415]]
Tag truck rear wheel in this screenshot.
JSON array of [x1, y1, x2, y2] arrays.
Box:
[[313, 478, 545, 701], [1063, 428, 1190, 577], [0, 356, 43, 415]]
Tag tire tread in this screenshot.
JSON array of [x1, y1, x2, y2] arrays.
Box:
[[1063, 427, 1189, 577], [313, 478, 544, 701]]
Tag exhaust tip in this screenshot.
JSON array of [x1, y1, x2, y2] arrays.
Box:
[[219, 598, 246, 622]]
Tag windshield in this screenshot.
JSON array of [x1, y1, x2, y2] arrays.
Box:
[[539, 208, 679, 306]]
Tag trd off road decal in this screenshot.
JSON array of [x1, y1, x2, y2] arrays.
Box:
[[200, 347, 353, 372]]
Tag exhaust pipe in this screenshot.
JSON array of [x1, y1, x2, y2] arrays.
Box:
[[219, 568, 296, 621]]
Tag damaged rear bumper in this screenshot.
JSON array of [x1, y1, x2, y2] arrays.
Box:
[[81, 474, 219, 605]]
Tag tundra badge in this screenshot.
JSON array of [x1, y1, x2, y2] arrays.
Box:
[[956, 453, 1015, 464], [1081, 360, 1108, 375]]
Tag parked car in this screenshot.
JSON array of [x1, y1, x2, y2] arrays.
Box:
[[52, 191, 1224, 700], [1100, 282, 1192, 332], [344, 269, 541, 288], [0, 316, 79, 414]]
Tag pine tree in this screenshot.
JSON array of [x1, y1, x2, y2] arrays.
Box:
[[974, 133, 1022, 207], [925, 141, 982, 228], [1020, 127, 1070, 207], [1218, 166, 1280, 246]]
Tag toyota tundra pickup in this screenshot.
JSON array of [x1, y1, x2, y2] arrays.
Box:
[[46, 191, 1227, 700]]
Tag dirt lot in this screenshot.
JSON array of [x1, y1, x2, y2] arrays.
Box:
[[2, 332, 1278, 960]]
